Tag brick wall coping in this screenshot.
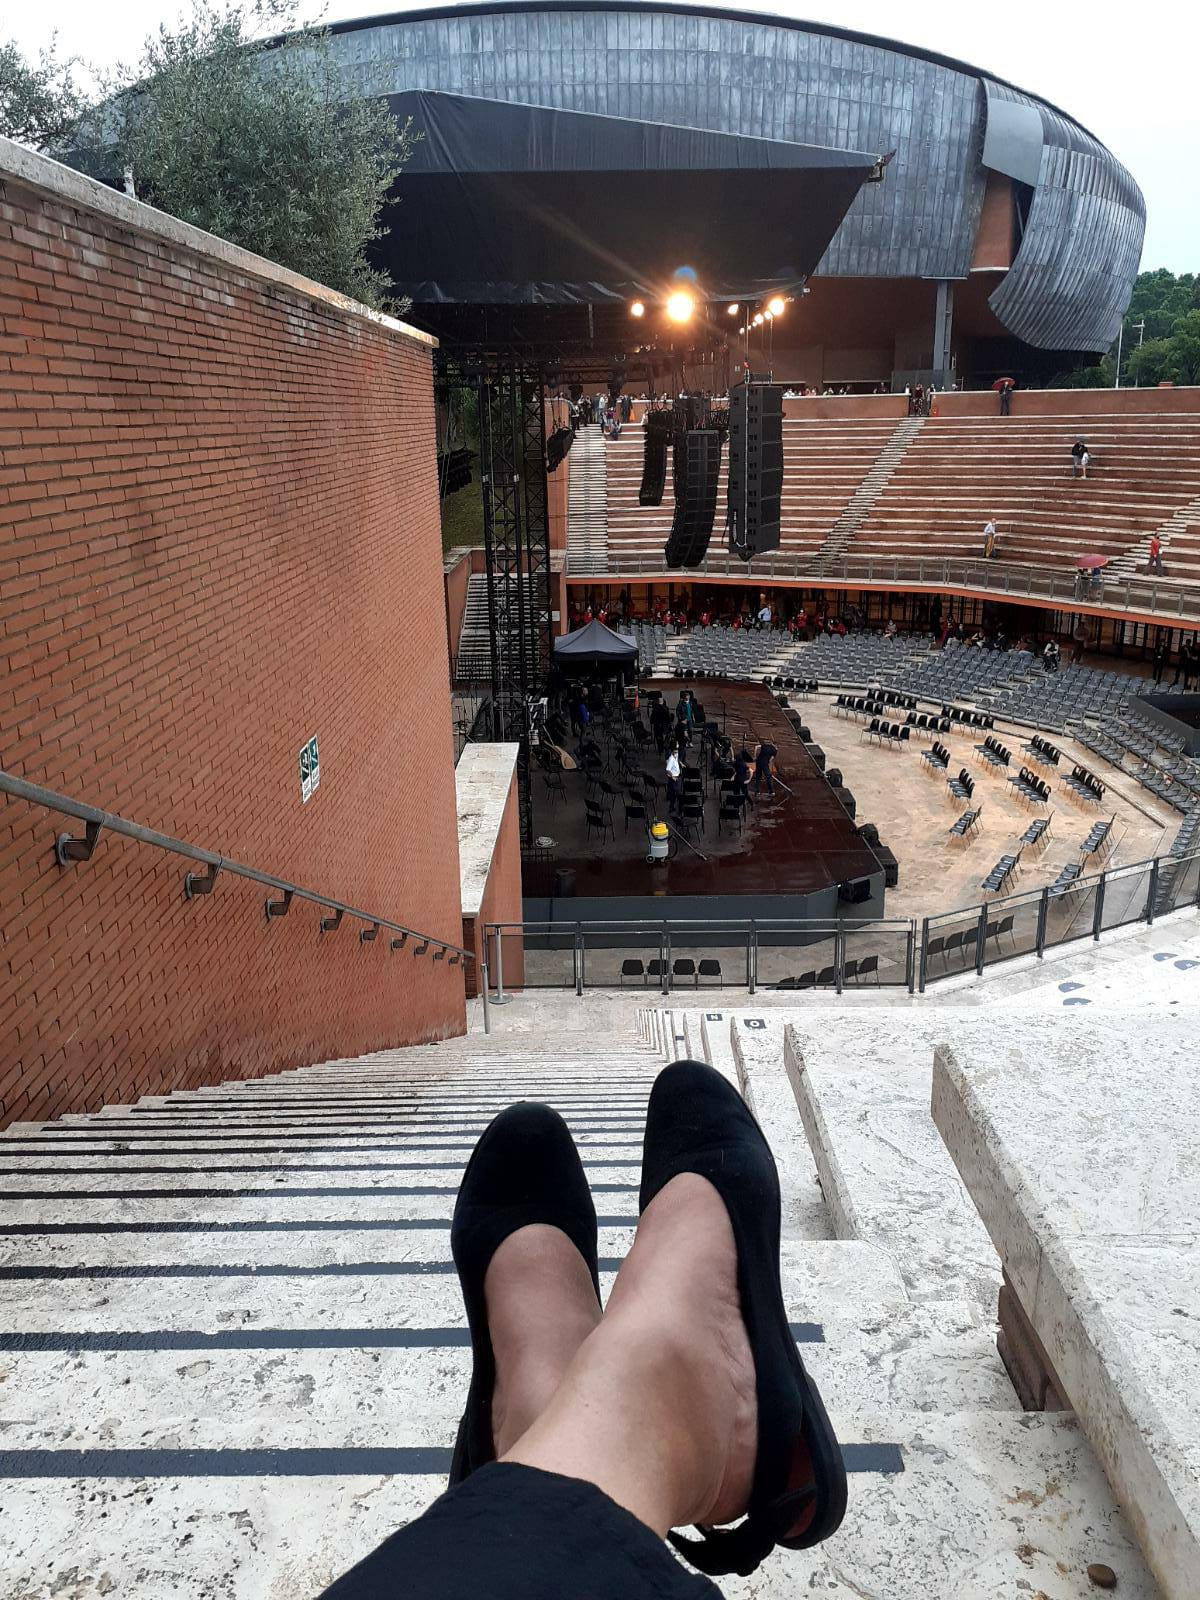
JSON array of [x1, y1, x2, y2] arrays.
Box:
[[456, 743, 521, 918], [0, 133, 436, 350]]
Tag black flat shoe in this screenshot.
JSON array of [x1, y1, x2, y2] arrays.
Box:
[[639, 1060, 847, 1577], [449, 1102, 601, 1485]]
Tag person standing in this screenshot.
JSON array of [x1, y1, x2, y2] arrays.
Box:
[[982, 518, 997, 560], [757, 601, 772, 630], [1070, 617, 1087, 666], [998, 378, 1013, 415], [734, 748, 754, 807], [1186, 641, 1198, 691], [1071, 441, 1091, 479], [664, 747, 681, 812], [752, 739, 778, 797], [1148, 534, 1165, 575], [1152, 640, 1167, 687]]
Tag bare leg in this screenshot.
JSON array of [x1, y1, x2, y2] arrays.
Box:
[[502, 1173, 760, 1538]]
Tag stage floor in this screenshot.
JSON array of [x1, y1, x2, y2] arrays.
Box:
[[527, 682, 878, 900]]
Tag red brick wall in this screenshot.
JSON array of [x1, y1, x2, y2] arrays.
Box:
[[444, 549, 472, 668], [0, 160, 466, 1127]]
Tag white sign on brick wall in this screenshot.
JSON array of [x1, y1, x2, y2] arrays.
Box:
[[299, 735, 320, 803]]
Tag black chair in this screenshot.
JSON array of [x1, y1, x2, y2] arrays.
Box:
[[541, 770, 566, 804], [925, 935, 945, 964], [623, 798, 648, 834], [717, 804, 744, 835], [842, 958, 858, 982], [672, 958, 698, 987], [856, 955, 880, 984], [620, 959, 645, 985], [698, 958, 722, 985], [646, 959, 666, 986], [816, 965, 837, 986], [678, 806, 704, 842], [585, 802, 614, 844]]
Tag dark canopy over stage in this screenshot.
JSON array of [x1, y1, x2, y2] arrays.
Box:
[[552, 618, 638, 671], [385, 89, 880, 307]]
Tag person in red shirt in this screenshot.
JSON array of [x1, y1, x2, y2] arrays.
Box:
[[1148, 535, 1165, 576]]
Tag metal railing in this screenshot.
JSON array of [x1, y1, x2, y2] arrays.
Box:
[[570, 551, 1200, 623], [0, 769, 483, 1015], [485, 847, 1200, 998]]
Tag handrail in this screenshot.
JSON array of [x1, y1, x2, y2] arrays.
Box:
[[0, 768, 474, 963], [567, 551, 1200, 623]]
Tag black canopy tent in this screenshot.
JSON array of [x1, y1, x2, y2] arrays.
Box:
[[381, 89, 881, 307], [553, 619, 639, 676]]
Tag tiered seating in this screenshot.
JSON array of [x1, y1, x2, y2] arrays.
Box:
[[849, 413, 1200, 576], [602, 415, 898, 565]]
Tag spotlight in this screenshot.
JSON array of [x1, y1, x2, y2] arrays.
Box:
[[727, 303, 740, 316], [630, 300, 645, 318], [666, 291, 695, 324], [764, 310, 774, 322], [767, 295, 787, 317], [753, 313, 764, 327]]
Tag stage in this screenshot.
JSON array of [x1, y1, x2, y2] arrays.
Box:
[[523, 682, 884, 929]]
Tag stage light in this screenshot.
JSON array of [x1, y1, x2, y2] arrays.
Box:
[[666, 291, 695, 324], [727, 303, 740, 316], [753, 312, 764, 326], [767, 295, 787, 317], [630, 300, 645, 318], [764, 310, 774, 322]]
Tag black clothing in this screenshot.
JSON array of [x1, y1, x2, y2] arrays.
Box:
[[320, 1463, 720, 1599]]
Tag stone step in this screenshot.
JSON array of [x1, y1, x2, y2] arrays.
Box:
[[780, 1011, 1002, 1323], [0, 1411, 1156, 1599]]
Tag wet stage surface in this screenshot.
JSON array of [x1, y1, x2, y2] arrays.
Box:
[[529, 681, 878, 899]]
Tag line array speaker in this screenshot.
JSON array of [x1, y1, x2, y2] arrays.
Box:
[[664, 430, 721, 569], [727, 381, 784, 561], [638, 410, 672, 505]]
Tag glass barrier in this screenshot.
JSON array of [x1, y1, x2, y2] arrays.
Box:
[[922, 907, 988, 983], [1097, 863, 1155, 935], [1044, 876, 1099, 953], [977, 889, 1043, 969], [1157, 853, 1200, 918], [754, 926, 839, 992], [576, 923, 668, 991], [841, 921, 913, 988], [498, 923, 572, 990]]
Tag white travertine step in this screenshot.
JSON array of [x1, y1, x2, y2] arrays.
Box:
[[934, 1012, 1198, 1600], [699, 1008, 741, 1085], [782, 1012, 1002, 1322], [0, 1411, 1156, 1600], [731, 1015, 834, 1243]]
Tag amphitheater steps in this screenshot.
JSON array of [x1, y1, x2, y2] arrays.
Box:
[[811, 413, 926, 575], [0, 1013, 1162, 1596], [1108, 490, 1200, 581], [565, 421, 609, 574]]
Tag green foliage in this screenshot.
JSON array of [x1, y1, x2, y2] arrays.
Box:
[[1050, 359, 1112, 389], [0, 36, 82, 149], [1126, 312, 1200, 388], [17, 1, 414, 309], [1126, 267, 1199, 341]]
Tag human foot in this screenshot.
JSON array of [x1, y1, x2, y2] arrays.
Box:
[[484, 1223, 603, 1456]]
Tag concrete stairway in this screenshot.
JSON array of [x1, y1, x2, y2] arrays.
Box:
[[565, 422, 609, 574], [0, 1010, 1161, 1596], [811, 414, 925, 575], [1108, 489, 1200, 581]]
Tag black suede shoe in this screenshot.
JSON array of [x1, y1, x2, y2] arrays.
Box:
[[640, 1060, 848, 1577], [449, 1103, 601, 1485]]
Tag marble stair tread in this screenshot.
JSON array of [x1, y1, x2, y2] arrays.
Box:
[[732, 1016, 835, 1242], [0, 1239, 908, 1331], [781, 1014, 1002, 1322], [934, 1014, 1199, 1600], [0, 1412, 1156, 1600]]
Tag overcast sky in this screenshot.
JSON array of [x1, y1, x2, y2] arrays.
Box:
[[6, 0, 1196, 271]]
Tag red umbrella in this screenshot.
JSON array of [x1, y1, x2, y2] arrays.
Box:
[[1076, 553, 1107, 570], [991, 377, 1016, 391]]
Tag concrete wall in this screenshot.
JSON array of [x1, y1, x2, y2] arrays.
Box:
[[444, 548, 473, 669], [455, 744, 524, 996], [0, 140, 465, 1126]]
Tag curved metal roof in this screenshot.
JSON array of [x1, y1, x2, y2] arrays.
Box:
[[316, 1, 1144, 351]]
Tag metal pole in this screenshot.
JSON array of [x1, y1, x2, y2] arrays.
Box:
[[1146, 858, 1160, 925], [975, 903, 988, 975], [918, 917, 930, 993], [1093, 873, 1106, 941], [480, 960, 491, 1034], [493, 926, 506, 1002], [1114, 319, 1124, 389], [1035, 889, 1049, 957], [834, 926, 844, 995], [906, 919, 917, 994], [575, 923, 584, 997], [749, 922, 757, 995]]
